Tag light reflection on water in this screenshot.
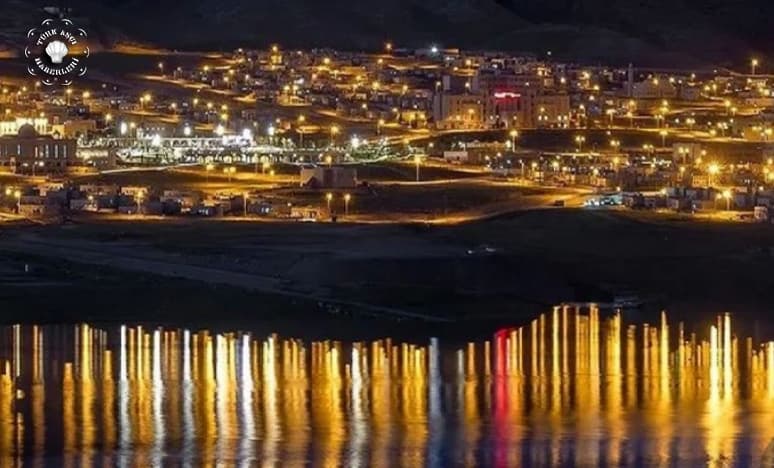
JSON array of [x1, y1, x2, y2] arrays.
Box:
[[1, 306, 773, 466]]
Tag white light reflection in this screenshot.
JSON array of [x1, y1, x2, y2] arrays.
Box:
[[182, 329, 194, 466], [119, 325, 127, 381], [262, 336, 279, 467], [348, 345, 367, 467], [215, 334, 229, 462], [239, 334, 255, 467], [118, 325, 131, 468], [428, 337, 444, 468], [152, 329, 165, 466]]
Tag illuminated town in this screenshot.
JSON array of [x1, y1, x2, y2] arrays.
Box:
[[1, 46, 774, 223], [1, 2, 774, 466]]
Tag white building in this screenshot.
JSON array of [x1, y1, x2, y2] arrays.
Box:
[[0, 118, 49, 136], [432, 93, 486, 129]]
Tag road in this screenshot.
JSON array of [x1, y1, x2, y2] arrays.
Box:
[[345, 187, 590, 224]]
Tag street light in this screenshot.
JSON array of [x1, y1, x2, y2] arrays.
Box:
[[414, 154, 422, 182], [344, 193, 351, 215], [205, 163, 214, 182], [297, 115, 306, 148], [752, 58, 759, 75], [659, 129, 668, 148], [13, 190, 21, 213], [722, 189, 732, 210], [509, 130, 519, 151], [140, 93, 151, 111], [224, 166, 236, 182], [575, 135, 586, 152], [606, 108, 616, 127], [267, 125, 276, 143], [330, 125, 339, 146], [325, 192, 333, 214], [708, 163, 719, 186], [31, 160, 44, 177], [377, 119, 385, 135], [136, 190, 144, 215]]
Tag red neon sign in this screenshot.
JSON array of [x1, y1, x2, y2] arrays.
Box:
[[493, 91, 521, 99]]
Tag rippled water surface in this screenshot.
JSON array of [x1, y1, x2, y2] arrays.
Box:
[[2, 307, 774, 466]]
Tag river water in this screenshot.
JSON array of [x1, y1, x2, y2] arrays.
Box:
[[1, 306, 773, 466]]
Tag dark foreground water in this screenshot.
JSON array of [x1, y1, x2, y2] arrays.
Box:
[[1, 306, 774, 467]]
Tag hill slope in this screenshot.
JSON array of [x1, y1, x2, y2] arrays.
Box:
[[1, 0, 768, 65]]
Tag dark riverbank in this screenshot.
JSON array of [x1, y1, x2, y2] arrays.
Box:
[[1, 209, 773, 342]]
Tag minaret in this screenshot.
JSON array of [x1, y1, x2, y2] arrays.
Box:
[[627, 63, 634, 97]]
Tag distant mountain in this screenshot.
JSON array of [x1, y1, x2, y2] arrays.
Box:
[[1, 0, 770, 66]]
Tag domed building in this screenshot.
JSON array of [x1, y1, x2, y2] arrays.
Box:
[[16, 123, 38, 138], [0, 123, 76, 174]]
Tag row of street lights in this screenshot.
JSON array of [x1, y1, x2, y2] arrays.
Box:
[[325, 192, 353, 216], [3, 187, 21, 212], [716, 190, 733, 211]]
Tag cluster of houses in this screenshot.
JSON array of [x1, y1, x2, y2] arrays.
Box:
[[3, 182, 321, 220], [621, 186, 774, 222]]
